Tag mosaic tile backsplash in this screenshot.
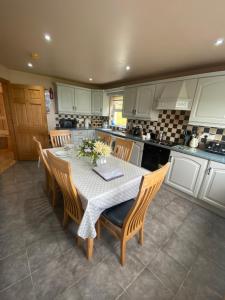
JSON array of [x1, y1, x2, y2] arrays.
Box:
[[55, 114, 109, 128], [127, 110, 225, 144]]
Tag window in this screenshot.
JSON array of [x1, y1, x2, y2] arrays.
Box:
[[110, 95, 127, 127]]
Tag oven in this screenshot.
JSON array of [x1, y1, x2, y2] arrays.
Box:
[[141, 143, 171, 171]]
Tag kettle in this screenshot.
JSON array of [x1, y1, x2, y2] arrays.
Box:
[[85, 118, 91, 129], [189, 135, 199, 148]]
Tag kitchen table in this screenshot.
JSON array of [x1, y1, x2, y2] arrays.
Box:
[[46, 149, 149, 259]]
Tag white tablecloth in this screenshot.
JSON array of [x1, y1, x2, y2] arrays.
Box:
[[48, 149, 149, 239]]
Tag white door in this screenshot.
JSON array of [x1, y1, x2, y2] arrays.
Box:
[[75, 88, 91, 114], [129, 141, 144, 166], [165, 151, 208, 197], [189, 76, 225, 128], [199, 161, 225, 209], [136, 85, 158, 120], [92, 90, 103, 115], [57, 85, 75, 113], [122, 87, 137, 117]]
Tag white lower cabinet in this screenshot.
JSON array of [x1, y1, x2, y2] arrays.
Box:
[[199, 161, 225, 209], [129, 140, 144, 166], [165, 151, 208, 197]]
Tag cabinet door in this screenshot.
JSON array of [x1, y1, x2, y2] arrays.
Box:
[[199, 161, 225, 209], [75, 88, 91, 114], [165, 151, 208, 197], [129, 141, 143, 166], [136, 85, 158, 120], [189, 76, 225, 128], [92, 90, 103, 115], [122, 87, 137, 117], [57, 85, 75, 113]]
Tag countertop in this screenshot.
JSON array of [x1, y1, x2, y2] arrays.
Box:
[[95, 128, 225, 164], [56, 127, 98, 130]]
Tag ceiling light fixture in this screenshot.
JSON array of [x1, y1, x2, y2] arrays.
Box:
[[44, 33, 51, 42], [214, 38, 224, 46], [27, 62, 33, 68], [89, 78, 93, 81], [126, 65, 131, 70]]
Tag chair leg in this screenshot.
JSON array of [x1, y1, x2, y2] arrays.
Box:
[[138, 226, 144, 245], [63, 211, 69, 228], [87, 238, 94, 260], [96, 220, 101, 239], [120, 239, 126, 266]]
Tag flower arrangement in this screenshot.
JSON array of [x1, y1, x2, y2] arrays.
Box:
[[78, 139, 111, 165]]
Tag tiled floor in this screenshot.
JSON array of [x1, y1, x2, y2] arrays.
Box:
[[0, 162, 225, 300]]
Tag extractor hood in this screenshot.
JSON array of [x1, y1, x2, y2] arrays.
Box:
[[155, 79, 198, 111]]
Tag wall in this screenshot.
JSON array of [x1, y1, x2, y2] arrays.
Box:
[[127, 110, 225, 144], [55, 113, 109, 128]]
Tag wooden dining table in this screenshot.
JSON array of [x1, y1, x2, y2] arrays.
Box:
[[46, 148, 149, 259]]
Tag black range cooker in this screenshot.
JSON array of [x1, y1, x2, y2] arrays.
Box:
[[141, 141, 175, 171]]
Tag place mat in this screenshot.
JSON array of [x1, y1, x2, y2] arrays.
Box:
[[93, 164, 124, 181]]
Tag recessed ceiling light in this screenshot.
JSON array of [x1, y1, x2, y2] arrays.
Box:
[[89, 78, 93, 81], [126, 65, 131, 70], [44, 33, 51, 42], [27, 62, 33, 68], [214, 38, 224, 46]]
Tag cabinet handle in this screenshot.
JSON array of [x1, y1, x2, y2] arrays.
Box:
[[134, 109, 136, 115], [74, 106, 77, 111], [207, 167, 212, 175]]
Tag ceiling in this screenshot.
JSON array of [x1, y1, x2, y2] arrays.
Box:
[[1, 0, 225, 86]]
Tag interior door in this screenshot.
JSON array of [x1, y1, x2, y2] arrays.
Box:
[[0, 84, 9, 136], [9, 85, 49, 160]]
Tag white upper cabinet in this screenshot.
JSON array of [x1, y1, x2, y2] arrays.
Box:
[[155, 79, 198, 111], [122, 87, 137, 117], [92, 90, 103, 115], [123, 85, 158, 120], [75, 88, 91, 114], [57, 84, 75, 113], [189, 76, 225, 128], [199, 161, 225, 210], [165, 151, 208, 197]]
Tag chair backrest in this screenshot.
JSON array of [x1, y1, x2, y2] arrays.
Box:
[[96, 131, 112, 146], [49, 130, 72, 148], [123, 163, 170, 238], [33, 136, 52, 175], [46, 150, 83, 223], [113, 138, 134, 161]]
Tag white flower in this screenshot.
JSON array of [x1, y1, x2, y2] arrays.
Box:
[[93, 141, 111, 157]]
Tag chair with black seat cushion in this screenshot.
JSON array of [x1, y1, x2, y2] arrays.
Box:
[[98, 163, 170, 265]]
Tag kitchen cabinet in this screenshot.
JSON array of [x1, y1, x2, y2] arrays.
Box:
[[129, 140, 144, 166], [165, 151, 208, 197], [189, 76, 225, 128], [155, 79, 198, 111], [75, 88, 91, 114], [199, 161, 225, 209], [57, 84, 75, 113], [123, 85, 158, 121], [91, 90, 109, 116]]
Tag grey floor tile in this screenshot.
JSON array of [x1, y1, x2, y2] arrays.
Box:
[[175, 255, 225, 300], [0, 251, 30, 291], [126, 232, 159, 266], [163, 234, 199, 270], [0, 229, 27, 259], [0, 276, 36, 300], [166, 197, 193, 220], [155, 207, 184, 231], [125, 268, 173, 300], [148, 250, 187, 293], [57, 261, 124, 300], [145, 217, 173, 247]]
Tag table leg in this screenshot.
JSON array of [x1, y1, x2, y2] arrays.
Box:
[[87, 238, 94, 260]]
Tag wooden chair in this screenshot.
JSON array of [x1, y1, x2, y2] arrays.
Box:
[[96, 131, 112, 146], [112, 137, 134, 162], [46, 150, 93, 259], [49, 130, 72, 148], [33, 137, 58, 207], [98, 163, 170, 265]]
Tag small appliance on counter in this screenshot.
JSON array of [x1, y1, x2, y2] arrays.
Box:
[[189, 134, 199, 148], [102, 121, 109, 129], [85, 118, 91, 129], [59, 118, 77, 128], [132, 126, 142, 137], [205, 141, 225, 155]]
